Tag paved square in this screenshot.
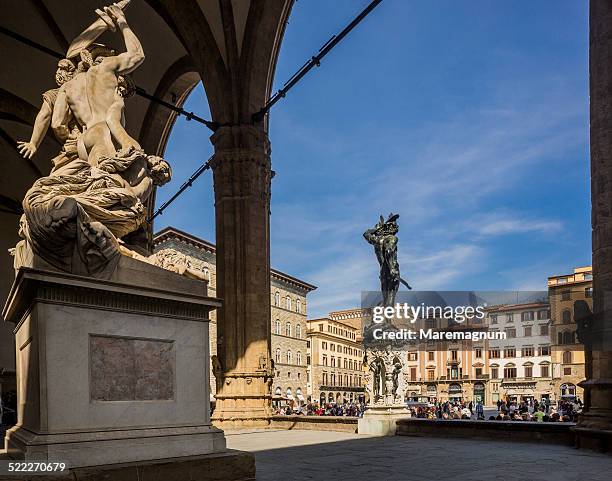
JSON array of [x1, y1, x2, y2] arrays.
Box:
[[226, 429, 612, 481]]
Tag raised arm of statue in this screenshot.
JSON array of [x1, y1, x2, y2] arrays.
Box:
[[97, 5, 144, 75]]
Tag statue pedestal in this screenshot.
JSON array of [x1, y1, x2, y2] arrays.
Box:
[[358, 405, 411, 436], [2, 260, 253, 479]]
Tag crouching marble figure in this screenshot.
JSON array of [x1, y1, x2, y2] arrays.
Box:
[[13, 2, 172, 279]]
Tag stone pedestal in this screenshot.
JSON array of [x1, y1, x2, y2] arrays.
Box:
[[2, 259, 253, 478], [358, 406, 411, 436]]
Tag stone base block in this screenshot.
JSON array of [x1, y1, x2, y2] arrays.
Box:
[[573, 427, 612, 453], [358, 406, 411, 436], [0, 449, 255, 481], [2, 264, 226, 467], [5, 425, 227, 467]]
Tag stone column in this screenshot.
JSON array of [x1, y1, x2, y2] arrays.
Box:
[[210, 124, 274, 428], [574, 0, 612, 451]]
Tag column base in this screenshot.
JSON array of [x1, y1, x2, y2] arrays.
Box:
[[573, 411, 612, 452]]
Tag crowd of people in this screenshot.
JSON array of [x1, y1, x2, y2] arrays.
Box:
[[274, 401, 366, 417], [274, 397, 583, 423], [407, 398, 582, 423]]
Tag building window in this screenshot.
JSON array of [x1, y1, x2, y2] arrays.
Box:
[[274, 292, 280, 306], [410, 367, 417, 381], [540, 324, 549, 336], [450, 350, 458, 361], [490, 314, 498, 324], [504, 367, 517, 379], [489, 348, 500, 359], [506, 328, 516, 338], [286, 296, 292, 310], [522, 347, 534, 357], [275, 348, 281, 363], [286, 350, 292, 364], [562, 351, 572, 364], [524, 326, 532, 337], [561, 383, 576, 397], [331, 357, 335, 368], [504, 348, 516, 358], [561, 290, 571, 301], [524, 366, 533, 378], [295, 324, 302, 339], [322, 341, 327, 350], [475, 367, 482, 377], [539, 345, 550, 356], [427, 370, 435, 381], [296, 299, 302, 313], [274, 319, 281, 335], [537, 309, 550, 320], [562, 331, 575, 345], [296, 351, 302, 365], [506, 314, 513, 323], [521, 311, 534, 322], [408, 352, 418, 361], [562, 309, 572, 324], [585, 287, 593, 298], [540, 364, 550, 377], [428, 351, 435, 361], [319, 324, 323, 332], [563, 367, 572, 376], [285, 322, 292, 337], [491, 367, 499, 379], [322, 355, 327, 366], [475, 348, 482, 358]]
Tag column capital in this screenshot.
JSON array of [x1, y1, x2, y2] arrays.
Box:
[[210, 124, 270, 153]]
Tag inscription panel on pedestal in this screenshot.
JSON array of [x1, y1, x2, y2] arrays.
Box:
[[89, 335, 175, 401]]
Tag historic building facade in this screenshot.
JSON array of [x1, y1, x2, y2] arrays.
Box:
[[307, 316, 365, 404], [486, 302, 553, 405], [398, 303, 556, 406], [153, 227, 316, 408], [548, 266, 592, 403]]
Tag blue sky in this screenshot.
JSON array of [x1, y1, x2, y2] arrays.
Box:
[[155, 0, 590, 318]]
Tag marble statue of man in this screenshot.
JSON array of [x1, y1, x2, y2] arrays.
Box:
[[18, 3, 172, 278], [51, 4, 144, 168]]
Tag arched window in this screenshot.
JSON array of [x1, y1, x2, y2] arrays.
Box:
[[561, 383, 576, 397], [285, 322, 292, 337], [562, 309, 572, 324], [562, 351, 572, 364], [296, 351, 302, 365], [275, 387, 281, 396], [274, 292, 280, 306], [295, 324, 302, 339], [275, 348, 281, 363], [296, 299, 302, 313], [286, 350, 292, 364], [274, 319, 281, 335], [286, 296, 292, 310], [286, 387, 292, 397]]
